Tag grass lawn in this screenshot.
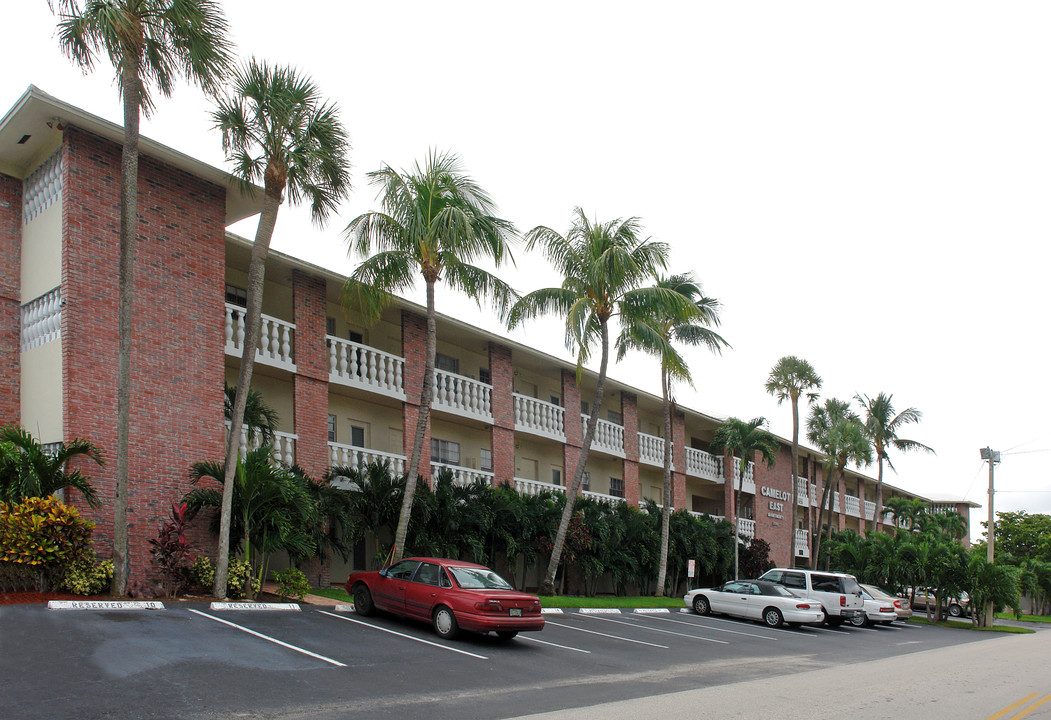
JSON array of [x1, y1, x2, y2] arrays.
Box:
[[310, 586, 684, 609], [908, 617, 1034, 633], [995, 612, 1051, 624], [310, 587, 352, 602]]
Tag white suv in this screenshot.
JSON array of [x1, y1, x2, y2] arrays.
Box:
[[758, 568, 865, 627]]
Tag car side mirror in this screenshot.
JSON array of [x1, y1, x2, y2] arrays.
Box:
[[379, 568, 388, 578]]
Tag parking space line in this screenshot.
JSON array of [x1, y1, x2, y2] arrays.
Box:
[[519, 636, 591, 653], [583, 614, 729, 644], [679, 611, 821, 637], [317, 610, 488, 660], [545, 621, 669, 648], [188, 609, 346, 667], [637, 613, 782, 641]]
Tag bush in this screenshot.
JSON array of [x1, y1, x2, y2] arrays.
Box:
[[227, 558, 260, 600], [64, 554, 114, 595], [0, 497, 94, 591], [272, 567, 311, 601], [149, 503, 194, 597], [191, 556, 215, 591]]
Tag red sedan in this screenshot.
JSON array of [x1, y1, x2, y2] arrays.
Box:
[[344, 557, 544, 640]]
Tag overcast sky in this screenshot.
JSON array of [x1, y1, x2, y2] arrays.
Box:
[[7, 2, 1050, 542]]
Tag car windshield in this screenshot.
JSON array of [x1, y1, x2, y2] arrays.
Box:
[[447, 566, 514, 590]]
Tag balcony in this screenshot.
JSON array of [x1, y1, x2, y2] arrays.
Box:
[[328, 442, 406, 476], [433, 370, 492, 423], [225, 420, 296, 466], [731, 458, 756, 494], [515, 478, 565, 497], [863, 500, 876, 521], [737, 518, 756, 539], [431, 461, 495, 486], [327, 337, 405, 400], [844, 494, 861, 517], [685, 448, 722, 482], [582, 415, 625, 458], [513, 394, 565, 441], [794, 529, 810, 558], [795, 477, 809, 506], [225, 303, 296, 372], [638, 432, 667, 467]]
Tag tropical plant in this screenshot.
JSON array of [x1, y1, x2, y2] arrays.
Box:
[[0, 496, 95, 592], [343, 150, 515, 566], [52, 0, 233, 597], [185, 447, 315, 599], [765, 356, 822, 561], [148, 502, 194, 597], [967, 550, 1019, 627], [508, 208, 691, 595], [618, 273, 728, 595], [710, 417, 779, 580], [806, 398, 872, 568], [224, 383, 279, 447], [883, 496, 928, 532], [272, 566, 310, 601], [0, 426, 103, 508], [855, 392, 934, 532], [739, 537, 774, 579], [63, 553, 114, 596], [212, 58, 351, 598]]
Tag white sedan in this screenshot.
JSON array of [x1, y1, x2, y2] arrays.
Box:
[[852, 584, 904, 626], [684, 579, 825, 628]]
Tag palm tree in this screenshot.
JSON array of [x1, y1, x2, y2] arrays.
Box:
[[855, 392, 934, 533], [0, 426, 104, 508], [507, 208, 689, 595], [224, 383, 279, 448], [765, 356, 822, 562], [343, 150, 515, 565], [806, 398, 872, 568], [212, 59, 351, 598], [618, 273, 728, 595], [53, 0, 232, 597], [710, 417, 779, 580]]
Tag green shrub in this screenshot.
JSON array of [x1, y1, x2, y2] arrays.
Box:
[[0, 497, 94, 591], [191, 556, 215, 591], [63, 554, 114, 595], [272, 567, 311, 601], [227, 558, 260, 600]]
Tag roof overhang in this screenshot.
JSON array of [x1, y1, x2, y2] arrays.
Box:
[[0, 85, 261, 225]]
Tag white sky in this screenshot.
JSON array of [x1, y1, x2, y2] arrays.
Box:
[[7, 2, 1051, 542]]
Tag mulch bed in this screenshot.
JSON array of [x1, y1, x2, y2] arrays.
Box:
[[0, 590, 287, 605]]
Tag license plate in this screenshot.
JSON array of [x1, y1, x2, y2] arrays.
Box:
[[509, 608, 522, 617]]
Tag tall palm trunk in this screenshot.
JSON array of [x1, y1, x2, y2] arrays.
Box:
[[813, 467, 835, 569], [872, 453, 885, 533], [112, 59, 141, 597], [822, 462, 843, 570], [215, 176, 282, 598], [392, 277, 438, 564], [734, 462, 744, 580], [788, 394, 799, 564], [655, 366, 672, 596], [540, 321, 610, 596]]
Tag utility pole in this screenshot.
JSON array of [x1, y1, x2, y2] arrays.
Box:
[[979, 447, 1000, 626]]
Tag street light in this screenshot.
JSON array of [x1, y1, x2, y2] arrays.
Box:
[[980, 446, 1001, 626]]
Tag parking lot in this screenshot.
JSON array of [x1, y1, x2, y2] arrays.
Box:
[[0, 601, 1002, 720]]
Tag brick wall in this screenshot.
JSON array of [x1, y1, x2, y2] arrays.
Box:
[[292, 270, 330, 480], [621, 392, 639, 506], [488, 342, 514, 486], [61, 126, 227, 594], [401, 310, 431, 482], [561, 369, 583, 488], [752, 444, 794, 566], [0, 173, 20, 423]]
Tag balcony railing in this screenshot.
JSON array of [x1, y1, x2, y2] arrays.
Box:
[[863, 500, 876, 521], [795, 477, 809, 506], [225, 420, 296, 466], [685, 448, 722, 482], [433, 370, 492, 422], [514, 478, 565, 497], [513, 394, 565, 440], [844, 494, 860, 517], [327, 337, 405, 399], [638, 432, 667, 467], [225, 303, 295, 371], [581, 489, 626, 505], [731, 458, 755, 494], [737, 518, 756, 539], [431, 461, 494, 486], [794, 529, 810, 557], [582, 415, 625, 457], [328, 442, 406, 476]]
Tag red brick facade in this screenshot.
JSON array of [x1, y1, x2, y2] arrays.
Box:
[[561, 369, 583, 488], [61, 125, 227, 592], [488, 342, 514, 487], [0, 173, 20, 423], [752, 445, 794, 564], [621, 392, 640, 505], [292, 270, 330, 480]]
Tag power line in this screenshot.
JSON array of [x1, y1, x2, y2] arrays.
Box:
[[1002, 448, 1051, 456]]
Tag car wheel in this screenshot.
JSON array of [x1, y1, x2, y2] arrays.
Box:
[[352, 584, 374, 617], [692, 595, 710, 615], [433, 606, 459, 640], [849, 613, 867, 627], [948, 604, 963, 617], [496, 631, 518, 640], [763, 607, 784, 628]]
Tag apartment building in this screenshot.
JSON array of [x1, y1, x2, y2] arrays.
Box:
[[0, 87, 970, 590]]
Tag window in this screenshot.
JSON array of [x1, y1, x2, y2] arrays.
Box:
[[607, 410, 623, 426], [581, 471, 591, 492], [479, 368, 492, 385], [431, 438, 460, 465], [413, 562, 440, 586], [327, 414, 337, 442], [782, 572, 806, 590], [551, 469, 562, 486], [386, 560, 419, 580], [350, 425, 365, 448], [435, 353, 459, 374], [550, 395, 561, 406], [225, 284, 247, 307], [326, 317, 336, 336], [580, 400, 589, 416], [480, 448, 492, 472], [349, 330, 363, 344], [609, 476, 624, 498]]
